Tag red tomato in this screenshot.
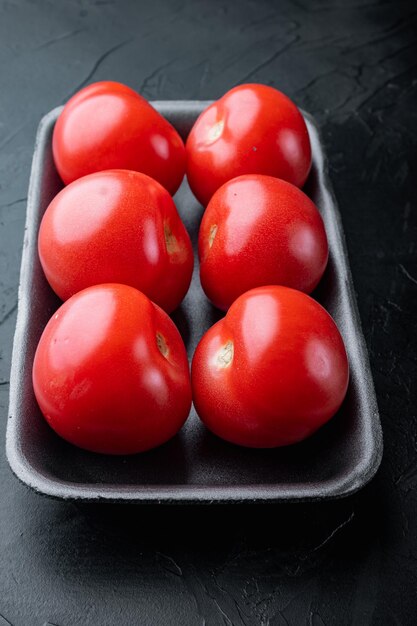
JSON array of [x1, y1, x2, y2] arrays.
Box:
[[192, 286, 349, 448], [38, 170, 193, 313], [33, 284, 192, 454], [186, 83, 311, 206], [199, 175, 328, 311], [53, 81, 185, 194]]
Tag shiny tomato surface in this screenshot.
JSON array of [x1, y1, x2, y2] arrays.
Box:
[[186, 83, 311, 206], [192, 286, 349, 448], [33, 284, 192, 454], [199, 174, 328, 310], [38, 170, 193, 313], [53, 81, 185, 194]]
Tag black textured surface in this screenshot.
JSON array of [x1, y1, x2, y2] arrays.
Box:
[[0, 0, 416, 623], [7, 103, 382, 503]]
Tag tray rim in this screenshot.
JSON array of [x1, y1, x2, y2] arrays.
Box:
[[6, 102, 383, 504]]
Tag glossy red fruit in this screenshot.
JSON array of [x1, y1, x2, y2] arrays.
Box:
[[186, 83, 311, 206], [33, 284, 192, 455], [38, 169, 193, 313], [199, 174, 328, 310], [53, 81, 185, 194], [192, 286, 349, 448]]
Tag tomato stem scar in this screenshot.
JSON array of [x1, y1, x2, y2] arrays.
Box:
[[217, 340, 234, 367], [208, 224, 218, 248], [207, 119, 224, 142], [156, 332, 169, 357], [164, 224, 178, 254]]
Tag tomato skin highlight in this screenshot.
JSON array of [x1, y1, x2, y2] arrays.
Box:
[[38, 169, 193, 313], [53, 81, 186, 195], [199, 174, 328, 311], [32, 284, 192, 455], [192, 286, 349, 448], [186, 83, 311, 206]]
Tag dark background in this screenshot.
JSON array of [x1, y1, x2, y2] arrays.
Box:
[[1, 0, 416, 624]]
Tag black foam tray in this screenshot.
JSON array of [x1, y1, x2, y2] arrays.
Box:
[[6, 101, 383, 503]]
